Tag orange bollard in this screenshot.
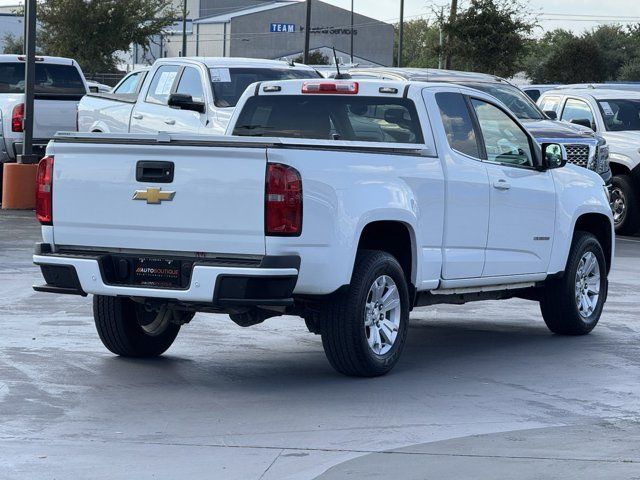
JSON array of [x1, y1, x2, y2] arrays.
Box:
[[1, 163, 38, 210]]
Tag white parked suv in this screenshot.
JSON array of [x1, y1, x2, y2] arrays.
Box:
[[34, 79, 613, 376], [539, 88, 640, 234], [0, 55, 87, 164]]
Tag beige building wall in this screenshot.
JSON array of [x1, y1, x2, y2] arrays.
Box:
[[195, 23, 226, 57], [169, 0, 199, 18]]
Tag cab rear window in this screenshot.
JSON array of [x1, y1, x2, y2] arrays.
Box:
[[232, 95, 424, 144], [0, 62, 86, 95]]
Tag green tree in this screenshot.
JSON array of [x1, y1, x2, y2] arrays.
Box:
[[534, 36, 607, 83], [444, 0, 535, 77], [584, 25, 636, 81], [619, 59, 640, 81], [2, 32, 46, 55], [521, 29, 575, 83], [38, 0, 179, 74], [395, 18, 440, 68], [2, 34, 24, 54], [293, 51, 331, 65], [522, 25, 640, 83]]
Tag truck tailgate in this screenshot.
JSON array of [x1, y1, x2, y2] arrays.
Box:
[[50, 138, 268, 255], [34, 98, 79, 138]]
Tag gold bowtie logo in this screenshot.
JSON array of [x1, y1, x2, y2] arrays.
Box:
[[132, 187, 176, 204]]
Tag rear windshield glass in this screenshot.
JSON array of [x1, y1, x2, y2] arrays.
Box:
[[0, 62, 86, 95], [598, 99, 640, 131], [211, 68, 321, 108], [461, 82, 544, 120], [232, 95, 424, 144]]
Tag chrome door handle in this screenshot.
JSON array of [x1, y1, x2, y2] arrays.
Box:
[[493, 179, 511, 191], [164, 119, 176, 125], [132, 113, 143, 120]]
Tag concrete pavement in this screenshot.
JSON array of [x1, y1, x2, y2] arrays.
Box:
[[1, 209, 639, 479]]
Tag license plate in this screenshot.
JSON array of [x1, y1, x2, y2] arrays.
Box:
[[133, 257, 182, 288]]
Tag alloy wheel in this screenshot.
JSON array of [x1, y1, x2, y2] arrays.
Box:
[[575, 251, 601, 318], [364, 275, 402, 355]]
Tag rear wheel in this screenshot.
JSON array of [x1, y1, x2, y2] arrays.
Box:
[[540, 232, 607, 335], [93, 296, 187, 357], [320, 250, 410, 377], [611, 174, 640, 235]]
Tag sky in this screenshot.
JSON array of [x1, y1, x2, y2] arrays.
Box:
[[1, 0, 640, 35], [321, 0, 640, 35]]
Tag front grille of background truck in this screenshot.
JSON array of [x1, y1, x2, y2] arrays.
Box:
[[564, 144, 591, 168]]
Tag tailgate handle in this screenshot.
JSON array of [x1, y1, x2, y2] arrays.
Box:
[[136, 161, 174, 183]]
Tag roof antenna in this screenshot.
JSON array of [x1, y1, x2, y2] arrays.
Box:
[[333, 47, 350, 79]]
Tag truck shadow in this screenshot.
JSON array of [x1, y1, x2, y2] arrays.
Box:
[[99, 317, 602, 393]]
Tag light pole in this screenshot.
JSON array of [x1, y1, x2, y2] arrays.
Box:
[[20, 0, 37, 164], [303, 0, 312, 64], [445, 0, 458, 70], [2, 0, 38, 210], [397, 0, 404, 67], [181, 0, 187, 57], [350, 0, 354, 63]]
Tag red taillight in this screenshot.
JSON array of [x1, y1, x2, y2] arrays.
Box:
[[36, 156, 54, 225], [12, 103, 24, 132], [265, 163, 302, 236], [302, 81, 359, 94]]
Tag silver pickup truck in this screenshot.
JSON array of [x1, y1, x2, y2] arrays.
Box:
[[77, 57, 321, 135]]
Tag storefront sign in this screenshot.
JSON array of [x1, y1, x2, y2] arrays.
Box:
[[270, 23, 296, 33]]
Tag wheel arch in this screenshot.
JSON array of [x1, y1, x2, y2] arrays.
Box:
[[356, 220, 417, 293], [574, 213, 613, 274], [610, 161, 631, 177]]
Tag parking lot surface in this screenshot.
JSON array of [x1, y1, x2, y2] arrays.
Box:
[[1, 209, 640, 479]]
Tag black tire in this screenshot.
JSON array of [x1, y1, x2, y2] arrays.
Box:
[[93, 295, 181, 357], [320, 250, 410, 377], [540, 232, 607, 335], [611, 174, 640, 235]]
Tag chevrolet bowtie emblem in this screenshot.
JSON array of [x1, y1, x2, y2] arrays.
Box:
[[132, 187, 176, 204]]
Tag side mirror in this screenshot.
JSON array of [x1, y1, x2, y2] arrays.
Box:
[[540, 143, 567, 170], [88, 86, 99, 93], [570, 118, 595, 131], [544, 110, 557, 120], [168, 93, 206, 114]]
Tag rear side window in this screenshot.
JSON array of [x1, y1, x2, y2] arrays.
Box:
[[113, 71, 144, 94], [145, 65, 179, 105], [232, 95, 424, 144], [524, 89, 540, 101], [211, 68, 321, 108], [435, 92, 480, 158], [0, 62, 85, 95]]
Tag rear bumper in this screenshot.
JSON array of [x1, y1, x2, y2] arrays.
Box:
[[1, 138, 49, 163], [13, 140, 49, 160], [33, 246, 299, 307]]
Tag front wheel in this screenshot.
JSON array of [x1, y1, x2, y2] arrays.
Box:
[[611, 174, 640, 235], [540, 232, 607, 335], [320, 250, 410, 377], [93, 296, 186, 357]]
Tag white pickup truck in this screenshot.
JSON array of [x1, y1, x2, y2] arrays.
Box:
[[77, 57, 320, 135], [538, 88, 640, 235], [0, 54, 87, 164], [34, 79, 614, 377]]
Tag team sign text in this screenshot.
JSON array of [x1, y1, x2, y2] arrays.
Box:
[[270, 23, 296, 33]]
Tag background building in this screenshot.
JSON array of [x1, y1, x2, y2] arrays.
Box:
[[1, 1, 393, 69], [161, 0, 394, 66]]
